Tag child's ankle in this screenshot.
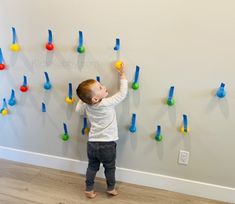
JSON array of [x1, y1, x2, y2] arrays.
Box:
[[107, 188, 118, 196], [85, 190, 97, 199]]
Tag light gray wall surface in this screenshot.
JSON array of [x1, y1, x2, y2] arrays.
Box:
[[0, 0, 235, 188]]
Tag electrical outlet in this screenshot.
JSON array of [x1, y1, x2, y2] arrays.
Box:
[[178, 150, 190, 165]]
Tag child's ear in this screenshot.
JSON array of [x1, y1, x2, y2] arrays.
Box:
[[91, 97, 99, 104]]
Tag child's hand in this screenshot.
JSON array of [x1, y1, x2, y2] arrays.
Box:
[[117, 63, 126, 79]]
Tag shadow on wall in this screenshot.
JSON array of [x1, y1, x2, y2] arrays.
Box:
[[155, 98, 177, 126], [45, 49, 54, 66], [205, 89, 229, 118]]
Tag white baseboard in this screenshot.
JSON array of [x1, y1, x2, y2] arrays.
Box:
[[0, 146, 234, 203]]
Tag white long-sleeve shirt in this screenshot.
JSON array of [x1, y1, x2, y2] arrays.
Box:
[[75, 79, 128, 142]]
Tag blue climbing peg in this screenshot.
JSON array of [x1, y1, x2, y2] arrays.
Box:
[[20, 75, 28, 92], [45, 29, 54, 51], [181, 114, 189, 134], [8, 89, 16, 106], [114, 38, 120, 51], [65, 83, 75, 104], [129, 113, 137, 133], [96, 76, 100, 82], [82, 117, 89, 136], [166, 86, 175, 106], [216, 83, 226, 98], [10, 27, 20, 52], [77, 31, 85, 53], [42, 103, 46, 112], [155, 125, 163, 141], [62, 123, 69, 141], [132, 66, 140, 90], [1, 98, 8, 116], [43, 72, 52, 90], [0, 48, 6, 70]]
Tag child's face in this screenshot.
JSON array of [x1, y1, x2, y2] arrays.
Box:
[[91, 81, 108, 104]]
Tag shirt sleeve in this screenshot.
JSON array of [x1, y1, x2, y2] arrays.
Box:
[[75, 100, 86, 115], [102, 79, 128, 107]]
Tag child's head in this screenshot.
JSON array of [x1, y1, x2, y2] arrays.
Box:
[[76, 79, 108, 105]]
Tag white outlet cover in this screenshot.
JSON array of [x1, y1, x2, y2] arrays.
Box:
[[178, 150, 190, 165]]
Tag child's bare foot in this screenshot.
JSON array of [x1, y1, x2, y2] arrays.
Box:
[[85, 190, 97, 199], [107, 189, 118, 196]]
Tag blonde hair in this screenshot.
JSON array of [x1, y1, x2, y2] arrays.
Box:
[[76, 79, 96, 105]]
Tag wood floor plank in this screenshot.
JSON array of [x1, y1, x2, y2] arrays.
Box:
[[0, 192, 42, 204], [0, 159, 40, 182], [0, 159, 230, 204]]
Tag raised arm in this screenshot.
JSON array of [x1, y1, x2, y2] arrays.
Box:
[[102, 63, 128, 106]]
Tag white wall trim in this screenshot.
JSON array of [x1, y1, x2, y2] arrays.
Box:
[[0, 146, 234, 203]]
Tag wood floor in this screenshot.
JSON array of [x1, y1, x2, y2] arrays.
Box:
[[0, 159, 229, 204]]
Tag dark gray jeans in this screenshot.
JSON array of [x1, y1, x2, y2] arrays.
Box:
[[86, 141, 116, 191]]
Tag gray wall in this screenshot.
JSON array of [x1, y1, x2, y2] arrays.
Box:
[[0, 0, 235, 188]]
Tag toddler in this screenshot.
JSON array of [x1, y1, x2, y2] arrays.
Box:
[[75, 64, 127, 198]]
